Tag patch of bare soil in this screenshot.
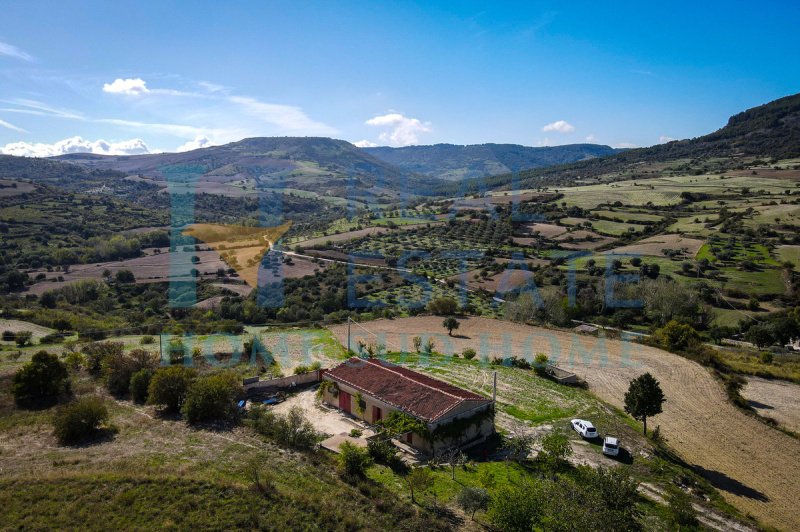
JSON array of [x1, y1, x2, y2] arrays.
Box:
[[743, 377, 800, 433], [328, 316, 800, 530]]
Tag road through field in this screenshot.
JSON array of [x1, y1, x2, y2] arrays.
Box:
[[328, 316, 800, 530]]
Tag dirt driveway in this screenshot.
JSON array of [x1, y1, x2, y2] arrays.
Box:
[[328, 316, 800, 530], [272, 388, 373, 437]]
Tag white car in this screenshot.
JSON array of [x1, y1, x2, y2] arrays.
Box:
[[603, 436, 620, 456], [571, 419, 598, 439]]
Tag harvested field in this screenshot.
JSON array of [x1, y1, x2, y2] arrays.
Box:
[[212, 282, 253, 296], [0, 319, 55, 342], [527, 222, 567, 238], [304, 249, 387, 267], [25, 250, 228, 291], [608, 234, 705, 258], [281, 254, 327, 278], [448, 268, 536, 293], [296, 223, 440, 250], [328, 316, 800, 530], [743, 377, 800, 433]]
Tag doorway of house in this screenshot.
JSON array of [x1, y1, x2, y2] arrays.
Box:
[[339, 391, 351, 413]]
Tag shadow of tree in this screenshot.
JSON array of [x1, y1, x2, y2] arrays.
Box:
[[693, 465, 770, 502]]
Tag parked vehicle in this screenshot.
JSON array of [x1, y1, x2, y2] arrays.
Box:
[[602, 436, 620, 456], [571, 419, 598, 439]]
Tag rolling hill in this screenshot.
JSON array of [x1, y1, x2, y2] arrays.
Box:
[[363, 143, 619, 180], [443, 92, 800, 194], [363, 144, 620, 181], [54, 137, 431, 201]]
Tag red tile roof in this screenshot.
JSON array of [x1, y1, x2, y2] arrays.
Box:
[[324, 357, 492, 423]]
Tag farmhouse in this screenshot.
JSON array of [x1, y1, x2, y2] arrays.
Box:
[[320, 357, 495, 454]]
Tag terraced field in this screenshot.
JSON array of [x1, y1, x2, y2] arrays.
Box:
[[329, 316, 800, 530]]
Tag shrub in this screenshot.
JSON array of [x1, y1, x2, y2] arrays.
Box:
[[667, 489, 698, 528], [147, 366, 197, 413], [52, 396, 110, 445], [759, 351, 774, 364], [182, 372, 243, 424], [337, 441, 372, 479], [39, 333, 64, 345], [367, 438, 399, 466], [427, 297, 458, 315], [140, 335, 155, 345], [248, 405, 320, 450], [12, 351, 70, 405], [115, 269, 135, 283], [2, 330, 14, 342], [14, 330, 32, 347], [462, 348, 477, 360], [62, 351, 85, 372], [105, 348, 159, 397], [349, 428, 363, 438], [539, 432, 573, 468], [129, 369, 154, 404], [83, 341, 124, 377]]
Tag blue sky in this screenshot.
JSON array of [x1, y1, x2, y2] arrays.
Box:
[[1, 1, 798, 155]]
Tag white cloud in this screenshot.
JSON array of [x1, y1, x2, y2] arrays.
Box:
[[365, 113, 431, 146], [0, 41, 33, 61], [0, 118, 27, 133], [542, 120, 575, 133], [228, 96, 336, 134], [0, 136, 150, 157], [585, 134, 596, 142], [659, 135, 676, 143], [176, 136, 215, 152], [613, 142, 638, 149], [103, 78, 150, 95], [353, 139, 378, 148]]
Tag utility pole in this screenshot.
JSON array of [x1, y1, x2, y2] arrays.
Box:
[[347, 317, 351, 355], [492, 371, 497, 403]]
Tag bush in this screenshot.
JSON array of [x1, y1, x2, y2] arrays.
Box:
[[129, 369, 154, 404], [52, 396, 110, 445], [15, 330, 32, 347], [248, 405, 320, 450], [39, 333, 64, 345], [427, 297, 458, 315], [104, 348, 159, 397], [667, 489, 698, 528], [140, 335, 155, 345], [147, 366, 197, 413], [2, 330, 14, 342], [462, 348, 477, 360], [82, 341, 124, 377], [338, 441, 372, 479], [12, 351, 70, 405], [182, 372, 243, 424], [367, 438, 400, 466]]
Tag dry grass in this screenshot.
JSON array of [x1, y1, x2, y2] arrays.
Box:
[[608, 234, 705, 258]]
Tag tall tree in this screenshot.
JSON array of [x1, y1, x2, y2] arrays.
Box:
[[624, 372, 665, 435]]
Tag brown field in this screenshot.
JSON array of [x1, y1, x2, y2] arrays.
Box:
[[608, 234, 705, 257], [328, 316, 800, 530], [0, 179, 35, 197], [743, 377, 800, 433], [304, 249, 387, 267], [0, 319, 55, 342], [211, 282, 252, 296], [448, 268, 536, 293], [527, 222, 568, 238], [25, 250, 228, 295], [281, 254, 327, 278], [296, 227, 391, 248]]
